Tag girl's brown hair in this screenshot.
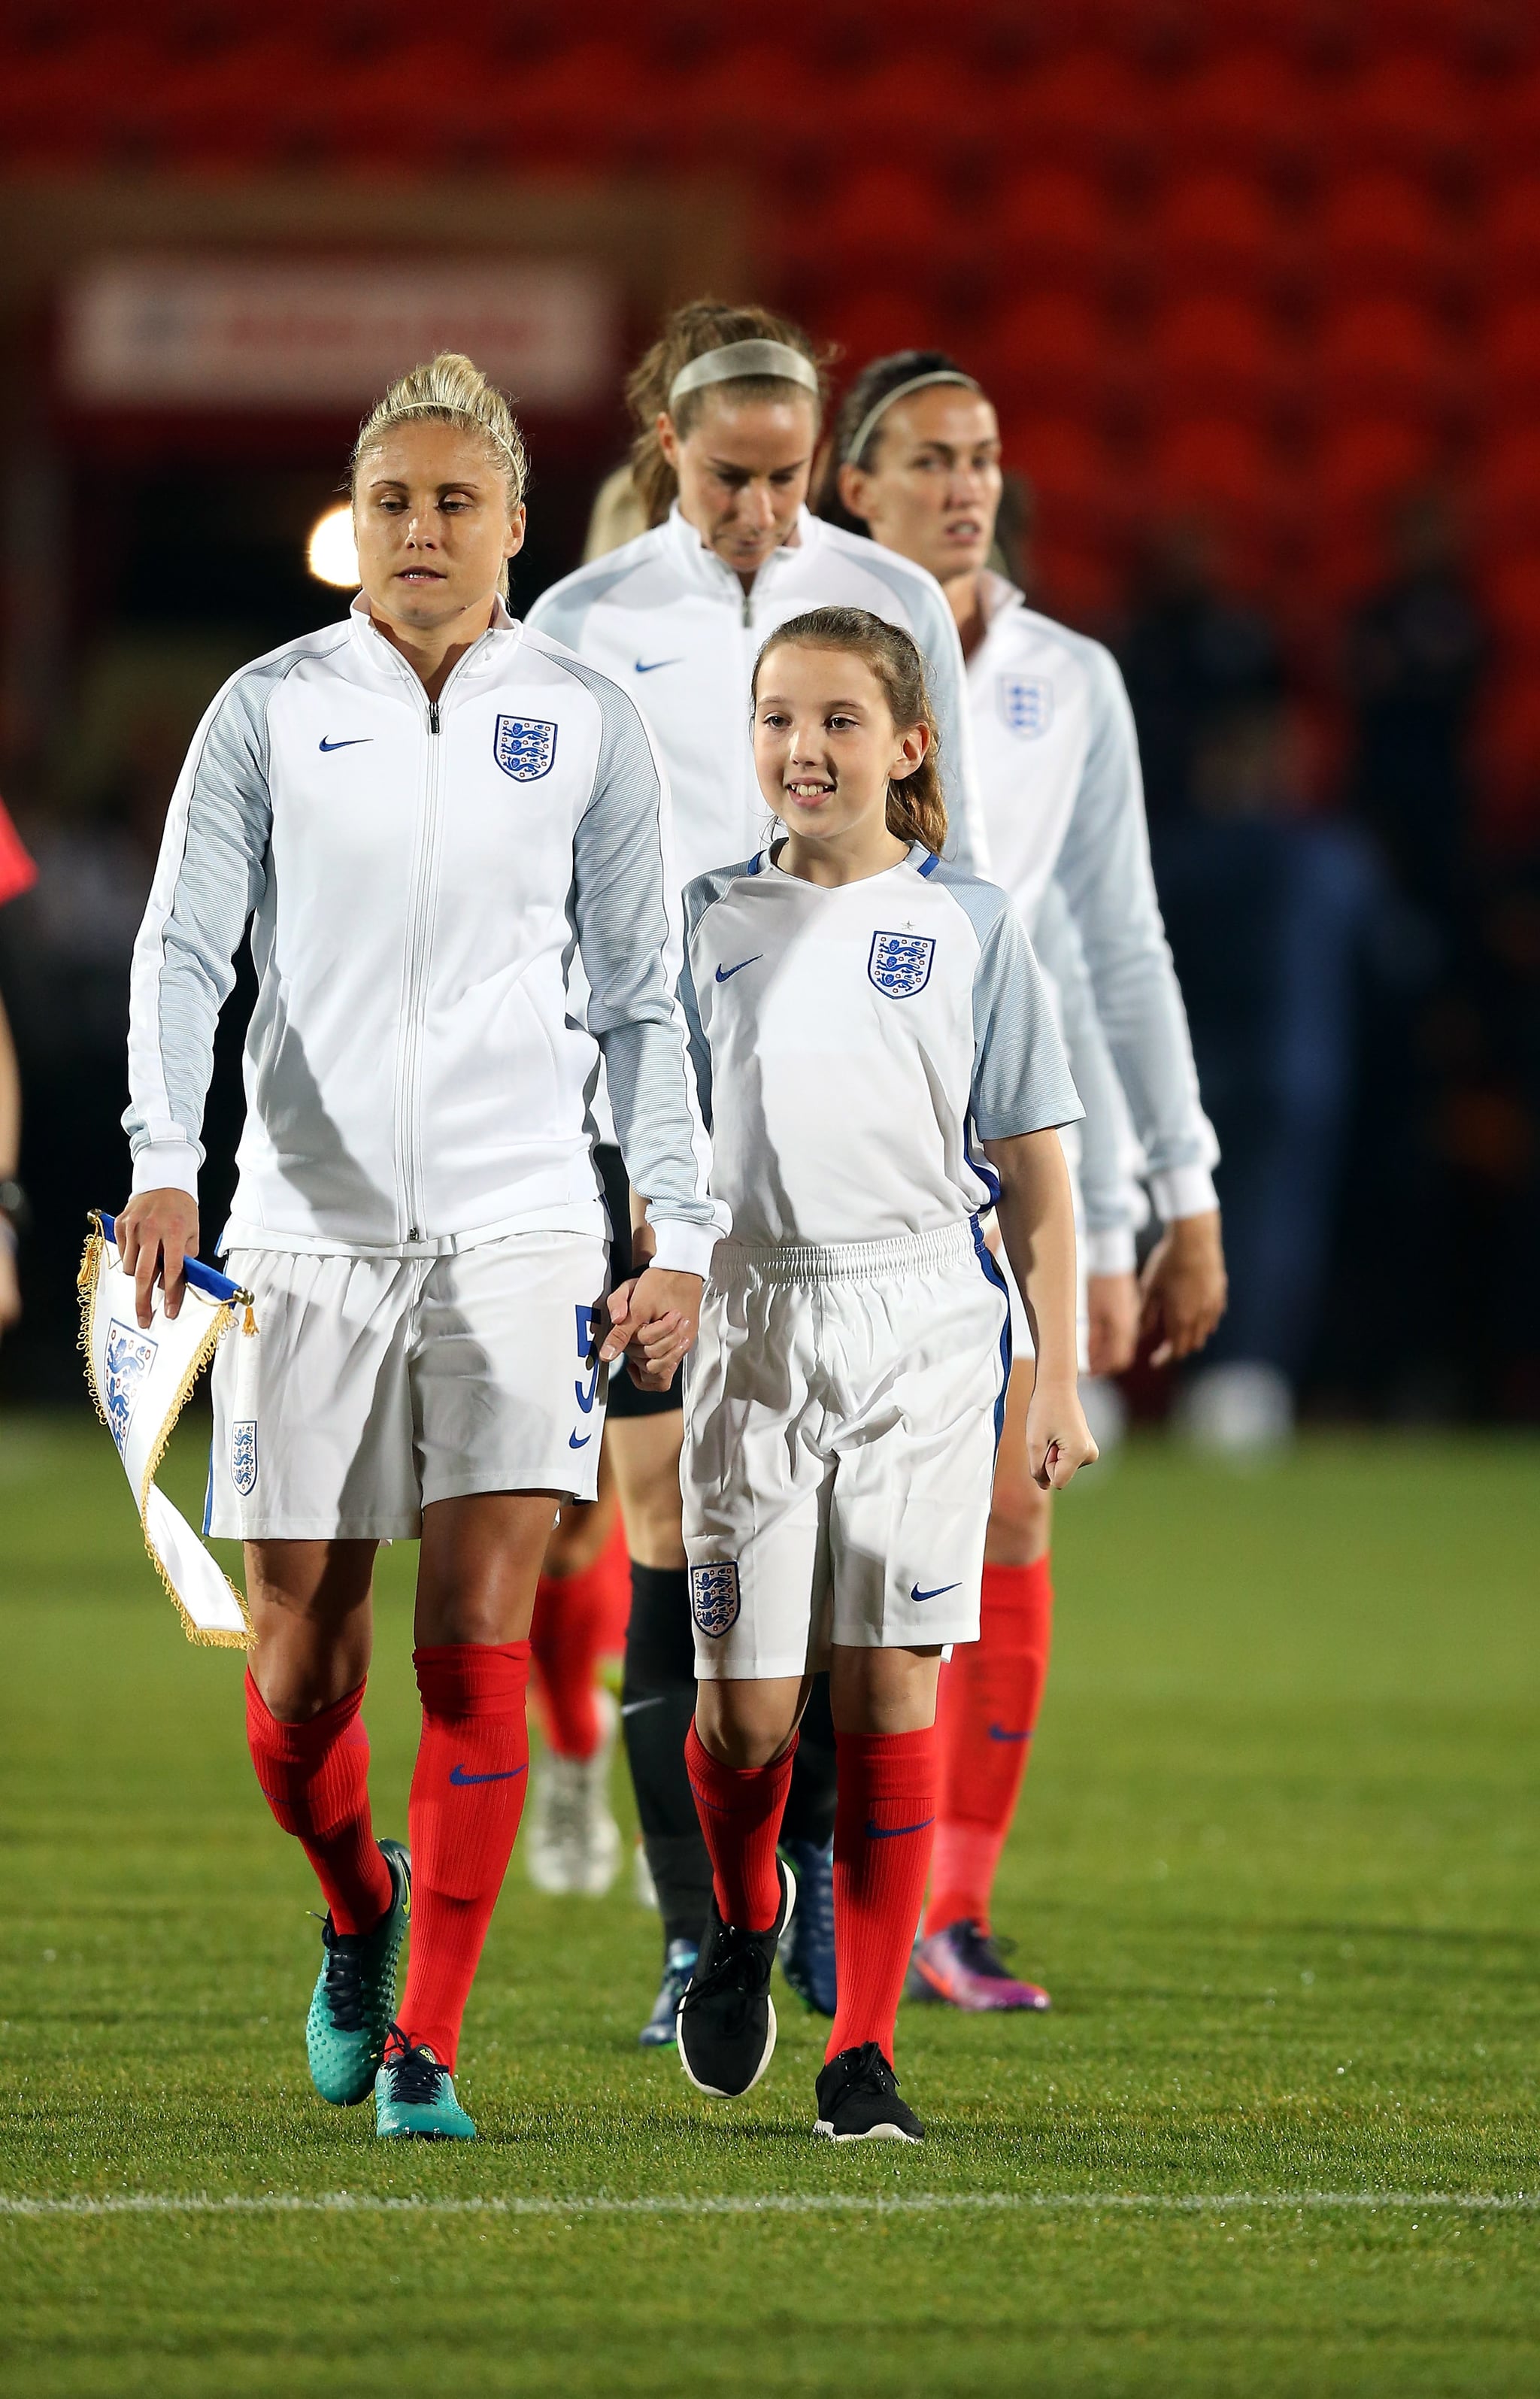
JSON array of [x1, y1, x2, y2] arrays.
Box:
[[752, 605, 947, 857], [626, 299, 829, 529]]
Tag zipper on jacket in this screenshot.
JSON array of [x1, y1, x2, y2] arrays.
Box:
[[394, 658, 470, 1239]]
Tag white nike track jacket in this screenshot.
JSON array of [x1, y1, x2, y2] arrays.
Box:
[[123, 596, 725, 1275], [968, 572, 1219, 1228]]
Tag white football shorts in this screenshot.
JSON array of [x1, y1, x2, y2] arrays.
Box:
[[682, 1221, 1010, 1679], [209, 1232, 609, 1542]]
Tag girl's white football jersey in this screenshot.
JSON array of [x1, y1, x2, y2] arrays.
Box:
[[680, 844, 1081, 1250]]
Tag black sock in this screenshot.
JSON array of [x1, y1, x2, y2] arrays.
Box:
[[781, 1672, 838, 1849], [621, 1563, 713, 1956]]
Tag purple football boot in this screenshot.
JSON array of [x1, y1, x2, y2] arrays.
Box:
[[905, 1919, 1051, 2012]]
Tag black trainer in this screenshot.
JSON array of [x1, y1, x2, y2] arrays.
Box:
[[675, 1859, 796, 2098], [814, 2043, 925, 2143]]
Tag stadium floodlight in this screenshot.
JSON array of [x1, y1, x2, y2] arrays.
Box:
[[307, 503, 358, 588]]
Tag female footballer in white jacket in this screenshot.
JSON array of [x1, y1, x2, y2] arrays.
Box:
[[827, 351, 1228, 2013], [118, 354, 720, 2142], [526, 299, 1002, 2037], [671, 607, 1096, 2140]]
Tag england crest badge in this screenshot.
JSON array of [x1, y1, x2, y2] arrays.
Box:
[[998, 675, 1053, 739], [869, 930, 935, 999], [493, 714, 557, 781], [103, 1320, 157, 1452], [231, 1419, 259, 1497], [690, 1560, 741, 1638]]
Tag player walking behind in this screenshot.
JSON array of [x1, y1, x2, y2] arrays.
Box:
[[827, 354, 1227, 2012], [117, 354, 720, 2140], [528, 300, 992, 2041], [672, 609, 1095, 2140]]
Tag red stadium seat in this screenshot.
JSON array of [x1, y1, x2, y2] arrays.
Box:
[[1145, 294, 1297, 410], [998, 50, 1158, 173], [1144, 171, 1297, 295], [990, 169, 1121, 285], [1316, 296, 1455, 411], [1480, 427, 1540, 537], [996, 415, 1123, 540], [1483, 296, 1540, 401], [1484, 553, 1540, 654], [1487, 176, 1540, 285], [483, 42, 663, 168], [1315, 414, 1439, 514], [821, 290, 950, 378], [825, 56, 995, 166], [673, 41, 820, 168], [1490, 62, 1540, 168], [1329, 52, 1478, 174], [1147, 416, 1281, 521], [1316, 171, 1463, 297], [1165, 48, 1321, 174], [981, 292, 1117, 412], [814, 166, 964, 280]]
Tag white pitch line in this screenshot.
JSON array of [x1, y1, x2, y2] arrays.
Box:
[[0, 2191, 1535, 2222]]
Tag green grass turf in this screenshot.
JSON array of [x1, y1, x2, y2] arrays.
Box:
[[2, 1411, 1538, 2396]]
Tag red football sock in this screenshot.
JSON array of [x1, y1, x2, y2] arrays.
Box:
[[397, 1642, 531, 2072], [530, 1563, 611, 1761], [244, 1671, 393, 1936], [594, 1515, 633, 1658], [828, 1725, 938, 2064], [926, 1556, 1053, 1936], [684, 1719, 795, 1930]]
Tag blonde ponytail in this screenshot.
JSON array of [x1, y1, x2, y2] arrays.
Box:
[[351, 353, 528, 599]]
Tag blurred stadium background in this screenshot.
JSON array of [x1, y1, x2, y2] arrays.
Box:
[[2, 0, 1539, 1430]]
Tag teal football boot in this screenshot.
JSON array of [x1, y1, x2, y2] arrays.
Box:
[[305, 1838, 411, 2106], [374, 2027, 477, 2140]]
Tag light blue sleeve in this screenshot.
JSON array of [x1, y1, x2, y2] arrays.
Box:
[[561, 658, 729, 1272], [935, 871, 1083, 1138], [123, 657, 283, 1193], [1051, 639, 1220, 1221], [1031, 878, 1139, 1265]]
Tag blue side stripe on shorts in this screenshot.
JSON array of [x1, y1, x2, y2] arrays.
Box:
[[969, 1211, 1014, 1453]]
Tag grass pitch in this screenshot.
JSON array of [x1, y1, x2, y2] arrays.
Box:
[[2, 1412, 1538, 2397]]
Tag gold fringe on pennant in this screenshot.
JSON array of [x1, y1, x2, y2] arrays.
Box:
[[77, 1215, 256, 1651]]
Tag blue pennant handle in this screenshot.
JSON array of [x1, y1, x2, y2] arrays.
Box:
[[95, 1212, 248, 1308]]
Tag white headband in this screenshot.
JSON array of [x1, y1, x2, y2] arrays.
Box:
[[844, 368, 982, 466], [668, 339, 820, 410]]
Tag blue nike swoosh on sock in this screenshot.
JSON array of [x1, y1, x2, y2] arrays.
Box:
[[865, 1815, 935, 1839], [448, 1763, 528, 1787], [988, 1724, 1033, 1742]]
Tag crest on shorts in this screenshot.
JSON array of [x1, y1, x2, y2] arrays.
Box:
[[998, 675, 1053, 739], [869, 930, 935, 999], [493, 714, 557, 781], [690, 1561, 741, 1638], [103, 1320, 156, 1452], [231, 1419, 258, 1497]]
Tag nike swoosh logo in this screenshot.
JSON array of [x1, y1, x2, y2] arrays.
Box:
[[715, 956, 762, 983], [620, 1696, 667, 1718], [989, 1724, 1032, 1743], [635, 658, 682, 674], [448, 1763, 528, 1787], [318, 736, 371, 751], [910, 1582, 960, 1603], [865, 1815, 935, 1840], [569, 1430, 592, 1448]]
